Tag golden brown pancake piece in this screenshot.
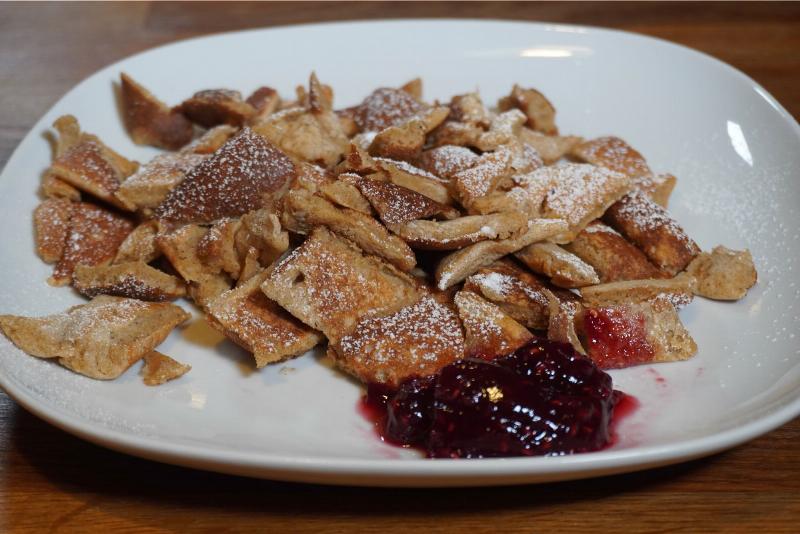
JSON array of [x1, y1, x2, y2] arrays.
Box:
[[206, 273, 323, 367], [73, 262, 186, 301], [603, 191, 699, 275], [33, 198, 74, 264], [454, 290, 533, 358], [50, 202, 134, 286], [333, 295, 465, 386], [261, 227, 420, 342], [0, 296, 190, 380], [141, 351, 191, 386], [178, 89, 255, 127], [155, 128, 296, 223], [564, 221, 665, 283], [119, 72, 194, 150]]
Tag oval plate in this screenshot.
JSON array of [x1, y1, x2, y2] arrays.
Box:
[[0, 20, 798, 487]]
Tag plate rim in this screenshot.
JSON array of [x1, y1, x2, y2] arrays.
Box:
[[1, 18, 799, 487], [3, 364, 800, 486]]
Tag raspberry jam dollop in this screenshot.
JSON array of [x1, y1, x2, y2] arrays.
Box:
[[363, 337, 633, 458]]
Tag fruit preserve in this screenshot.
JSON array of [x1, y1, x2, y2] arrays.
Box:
[[363, 337, 632, 458]]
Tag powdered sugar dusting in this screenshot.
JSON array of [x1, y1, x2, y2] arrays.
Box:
[[437, 271, 453, 291], [479, 225, 496, 237], [471, 272, 514, 296], [356, 178, 444, 225], [417, 145, 478, 179], [352, 131, 377, 151], [510, 141, 544, 174], [541, 163, 628, 227], [651, 292, 693, 310], [469, 270, 550, 307], [352, 87, 424, 132], [265, 229, 417, 340], [337, 295, 464, 382], [55, 140, 122, 193], [612, 191, 693, 247], [122, 152, 205, 191], [576, 136, 651, 177], [375, 157, 444, 182], [155, 128, 295, 223], [38, 296, 150, 342], [583, 221, 621, 236], [52, 203, 134, 282], [453, 147, 511, 200]]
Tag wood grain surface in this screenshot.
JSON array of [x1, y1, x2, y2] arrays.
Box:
[[1, 2, 798, 532]]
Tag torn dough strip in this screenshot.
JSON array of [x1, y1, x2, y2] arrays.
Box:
[[435, 218, 568, 290], [579, 273, 696, 308], [73, 262, 187, 302], [514, 242, 600, 289], [389, 211, 527, 251]]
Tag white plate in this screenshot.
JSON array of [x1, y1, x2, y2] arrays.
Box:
[[0, 20, 798, 487]]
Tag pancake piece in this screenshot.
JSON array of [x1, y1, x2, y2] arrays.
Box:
[[579, 298, 696, 369], [50, 202, 134, 286], [333, 295, 465, 386], [454, 290, 533, 358], [540, 163, 631, 244], [49, 116, 138, 210], [514, 242, 600, 288], [119, 72, 194, 150], [0, 296, 190, 380], [463, 259, 556, 330], [178, 89, 255, 127], [564, 221, 665, 282], [686, 246, 757, 300], [350, 87, 426, 132], [33, 198, 74, 264], [155, 128, 296, 223], [603, 191, 700, 275], [206, 273, 323, 367], [261, 227, 420, 342], [73, 262, 186, 301], [571, 136, 651, 178], [141, 351, 191, 386]]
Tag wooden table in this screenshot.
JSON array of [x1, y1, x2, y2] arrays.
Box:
[[1, 2, 798, 532]]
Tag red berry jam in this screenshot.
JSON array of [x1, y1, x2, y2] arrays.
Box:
[[363, 337, 633, 458], [582, 307, 655, 369]]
